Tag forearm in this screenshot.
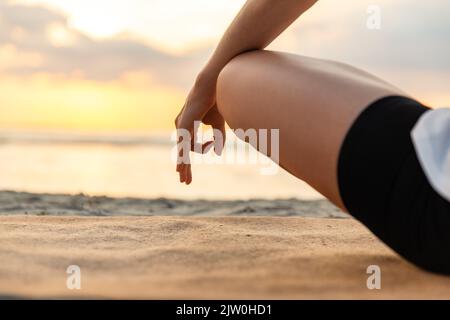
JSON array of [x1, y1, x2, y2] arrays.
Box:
[[200, 0, 318, 79]]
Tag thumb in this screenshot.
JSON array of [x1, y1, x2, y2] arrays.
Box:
[[212, 123, 226, 156]]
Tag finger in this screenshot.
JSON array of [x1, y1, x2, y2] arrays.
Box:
[[185, 164, 192, 185], [190, 124, 198, 152], [176, 146, 185, 175], [192, 140, 214, 154], [183, 163, 190, 184], [180, 164, 185, 183], [180, 163, 188, 183], [178, 164, 185, 183], [176, 126, 192, 176], [179, 169, 184, 183], [213, 124, 226, 156], [177, 143, 190, 183], [202, 141, 214, 154]]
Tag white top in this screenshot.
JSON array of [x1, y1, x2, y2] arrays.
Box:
[[411, 108, 450, 202]]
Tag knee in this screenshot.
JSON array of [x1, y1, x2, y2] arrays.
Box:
[[216, 50, 265, 121]]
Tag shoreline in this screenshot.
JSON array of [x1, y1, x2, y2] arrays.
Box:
[[0, 191, 346, 218], [2, 191, 450, 299]]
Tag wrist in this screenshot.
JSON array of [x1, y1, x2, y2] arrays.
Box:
[[195, 69, 218, 90], [197, 62, 222, 82]]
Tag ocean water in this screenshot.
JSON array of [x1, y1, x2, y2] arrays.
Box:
[[0, 130, 322, 200]]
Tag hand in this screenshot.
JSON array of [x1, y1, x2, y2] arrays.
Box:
[[175, 73, 226, 185]]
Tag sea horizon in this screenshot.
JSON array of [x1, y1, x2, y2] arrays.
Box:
[[0, 128, 322, 201]]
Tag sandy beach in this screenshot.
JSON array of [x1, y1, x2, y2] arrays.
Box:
[[1, 192, 450, 299]]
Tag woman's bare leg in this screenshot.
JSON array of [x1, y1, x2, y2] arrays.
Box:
[[216, 50, 404, 211]]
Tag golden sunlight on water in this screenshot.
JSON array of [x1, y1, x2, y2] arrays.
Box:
[[0, 134, 321, 200]]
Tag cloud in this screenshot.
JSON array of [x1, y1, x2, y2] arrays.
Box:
[[0, 1, 210, 88], [267, 0, 450, 104], [0, 0, 449, 96], [287, 0, 450, 73]]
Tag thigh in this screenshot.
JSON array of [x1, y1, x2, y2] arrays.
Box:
[[216, 50, 403, 210]]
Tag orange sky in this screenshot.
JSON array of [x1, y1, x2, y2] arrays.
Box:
[[0, 72, 184, 131], [0, 0, 449, 131]]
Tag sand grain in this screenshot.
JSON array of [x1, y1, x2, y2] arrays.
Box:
[[1, 215, 450, 299]]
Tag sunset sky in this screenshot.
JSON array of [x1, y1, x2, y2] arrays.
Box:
[[0, 0, 449, 131]]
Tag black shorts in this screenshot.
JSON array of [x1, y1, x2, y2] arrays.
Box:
[[338, 96, 450, 274]]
